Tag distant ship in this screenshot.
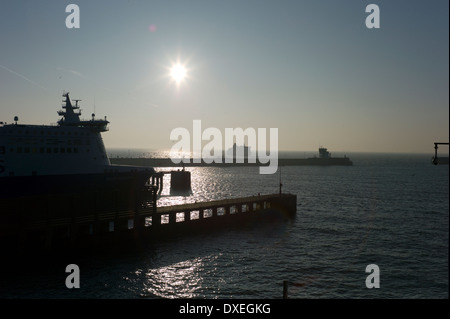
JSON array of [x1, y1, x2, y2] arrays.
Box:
[[225, 143, 251, 160], [0, 92, 155, 199], [276, 147, 353, 166]]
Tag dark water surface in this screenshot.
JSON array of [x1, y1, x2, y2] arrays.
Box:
[[0, 153, 448, 299]]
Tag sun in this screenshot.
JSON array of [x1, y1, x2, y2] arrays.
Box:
[[170, 63, 187, 83]]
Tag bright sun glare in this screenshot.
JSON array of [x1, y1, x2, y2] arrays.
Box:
[[170, 63, 187, 83]]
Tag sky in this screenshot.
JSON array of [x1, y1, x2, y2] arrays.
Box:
[[0, 0, 448, 154]]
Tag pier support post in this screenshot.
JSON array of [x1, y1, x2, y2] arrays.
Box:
[[152, 213, 161, 227], [283, 280, 289, 299], [134, 216, 145, 229], [169, 211, 177, 224], [185, 210, 191, 222]]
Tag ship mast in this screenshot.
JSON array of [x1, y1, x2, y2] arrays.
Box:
[[58, 92, 81, 124], [57, 92, 109, 132]]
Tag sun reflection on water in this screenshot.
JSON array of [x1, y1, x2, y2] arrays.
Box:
[[156, 166, 271, 208], [141, 255, 218, 299]]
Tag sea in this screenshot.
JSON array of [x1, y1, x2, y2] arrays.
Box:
[[0, 151, 448, 300]]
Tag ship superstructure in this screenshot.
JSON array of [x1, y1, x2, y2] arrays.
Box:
[[318, 147, 331, 159]]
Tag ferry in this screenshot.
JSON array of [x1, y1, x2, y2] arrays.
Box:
[[0, 92, 155, 199]]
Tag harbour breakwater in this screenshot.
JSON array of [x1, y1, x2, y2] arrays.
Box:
[[110, 156, 353, 167]]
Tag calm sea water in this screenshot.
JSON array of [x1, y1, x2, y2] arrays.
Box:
[[0, 152, 448, 299]]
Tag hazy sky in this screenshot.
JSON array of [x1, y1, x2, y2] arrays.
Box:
[[0, 0, 448, 154]]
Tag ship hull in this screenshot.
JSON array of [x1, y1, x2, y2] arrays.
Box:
[[0, 170, 153, 199], [0, 170, 156, 239]]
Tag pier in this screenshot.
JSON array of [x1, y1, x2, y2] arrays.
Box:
[[0, 191, 296, 253], [152, 193, 296, 232]]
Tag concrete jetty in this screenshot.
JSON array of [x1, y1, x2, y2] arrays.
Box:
[[0, 190, 297, 253], [110, 157, 352, 167]]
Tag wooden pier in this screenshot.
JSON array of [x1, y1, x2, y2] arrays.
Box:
[[0, 191, 297, 252]]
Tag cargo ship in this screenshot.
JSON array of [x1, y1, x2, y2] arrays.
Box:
[[278, 147, 353, 166]]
